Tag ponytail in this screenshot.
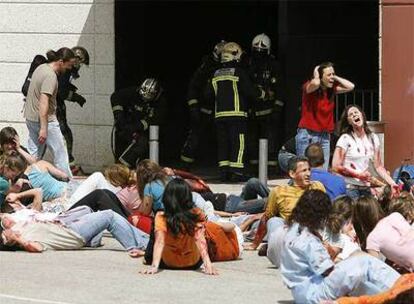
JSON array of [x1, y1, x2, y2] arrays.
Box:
[[46, 47, 75, 63]]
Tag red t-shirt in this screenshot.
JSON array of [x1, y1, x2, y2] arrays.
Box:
[[298, 81, 337, 132]]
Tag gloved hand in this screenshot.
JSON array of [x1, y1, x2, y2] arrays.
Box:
[[72, 93, 86, 107], [189, 106, 201, 125]]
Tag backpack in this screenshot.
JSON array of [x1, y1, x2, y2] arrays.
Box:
[[21, 55, 47, 97], [393, 164, 414, 191]]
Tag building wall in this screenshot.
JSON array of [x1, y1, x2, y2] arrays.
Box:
[[381, 0, 414, 170], [0, 0, 115, 172]]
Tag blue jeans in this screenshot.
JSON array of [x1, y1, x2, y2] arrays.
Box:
[[278, 150, 296, 174], [346, 187, 372, 200], [296, 128, 330, 170], [292, 255, 400, 303], [68, 210, 149, 251], [226, 178, 270, 214], [26, 119, 72, 177], [240, 178, 270, 199]]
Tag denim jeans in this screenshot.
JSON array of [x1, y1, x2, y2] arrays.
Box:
[[266, 217, 286, 268], [68, 210, 149, 251], [240, 178, 270, 199], [346, 187, 372, 200], [296, 128, 330, 170], [26, 119, 72, 177], [278, 150, 296, 174]]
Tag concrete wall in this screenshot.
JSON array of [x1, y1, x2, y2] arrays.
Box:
[[381, 0, 414, 170], [0, 0, 115, 172]]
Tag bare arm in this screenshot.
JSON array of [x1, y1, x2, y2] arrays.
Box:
[[6, 188, 43, 211], [373, 149, 397, 187], [245, 214, 268, 250], [141, 230, 165, 274], [332, 147, 370, 181], [305, 65, 321, 93], [14, 136, 37, 164], [40, 160, 69, 181], [195, 227, 218, 275], [38, 93, 50, 144], [333, 75, 355, 94], [2, 230, 43, 253]]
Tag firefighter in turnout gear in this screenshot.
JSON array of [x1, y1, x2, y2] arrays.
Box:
[[247, 33, 284, 172], [110, 78, 167, 168], [56, 46, 90, 175], [206, 42, 265, 182], [180, 40, 226, 168]]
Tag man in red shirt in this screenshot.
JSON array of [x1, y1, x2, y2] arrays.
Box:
[[296, 62, 354, 169]]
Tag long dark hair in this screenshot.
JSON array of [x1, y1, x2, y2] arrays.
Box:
[[46, 47, 75, 63], [315, 61, 335, 99], [338, 104, 372, 136], [136, 159, 168, 198], [287, 189, 332, 236], [162, 179, 202, 236], [352, 195, 384, 250]]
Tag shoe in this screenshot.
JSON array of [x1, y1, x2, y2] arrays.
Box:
[[228, 172, 251, 183], [258, 243, 268, 257]]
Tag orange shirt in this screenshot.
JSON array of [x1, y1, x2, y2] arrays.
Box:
[[154, 208, 206, 268]]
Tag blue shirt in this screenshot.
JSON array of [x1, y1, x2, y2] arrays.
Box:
[[0, 175, 9, 207], [143, 180, 166, 212], [310, 168, 346, 201], [281, 223, 334, 290]]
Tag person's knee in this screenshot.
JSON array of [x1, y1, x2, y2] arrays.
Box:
[[246, 177, 260, 187]]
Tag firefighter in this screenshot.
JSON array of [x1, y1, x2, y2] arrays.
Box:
[[110, 78, 167, 168], [206, 42, 265, 182], [180, 40, 226, 168], [247, 33, 284, 173], [56, 46, 90, 175]]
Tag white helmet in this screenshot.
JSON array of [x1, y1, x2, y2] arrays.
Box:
[[213, 40, 227, 61], [252, 33, 271, 55], [221, 42, 242, 63]]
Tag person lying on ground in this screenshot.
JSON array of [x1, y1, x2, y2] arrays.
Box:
[[1, 209, 148, 257]]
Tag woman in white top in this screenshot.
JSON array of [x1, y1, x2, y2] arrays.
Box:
[[332, 105, 397, 199]]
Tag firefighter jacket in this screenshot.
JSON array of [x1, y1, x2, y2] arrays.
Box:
[[206, 61, 264, 121], [110, 86, 167, 134], [248, 54, 283, 117], [187, 54, 221, 116]]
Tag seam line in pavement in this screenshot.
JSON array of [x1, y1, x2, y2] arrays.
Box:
[[0, 294, 75, 304]]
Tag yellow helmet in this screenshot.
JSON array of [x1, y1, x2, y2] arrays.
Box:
[[221, 42, 242, 63]]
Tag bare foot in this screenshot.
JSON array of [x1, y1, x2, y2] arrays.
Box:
[[128, 249, 145, 258]]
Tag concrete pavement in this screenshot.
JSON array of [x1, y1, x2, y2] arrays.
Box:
[[0, 179, 294, 304]]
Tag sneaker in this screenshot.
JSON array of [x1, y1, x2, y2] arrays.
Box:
[[258, 243, 268, 257]]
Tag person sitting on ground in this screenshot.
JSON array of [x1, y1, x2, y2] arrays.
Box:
[[352, 195, 385, 251], [280, 189, 400, 304], [0, 127, 37, 165], [332, 105, 398, 199], [0, 209, 149, 257], [365, 192, 414, 272], [306, 143, 346, 200], [141, 179, 241, 275], [244, 156, 325, 250]]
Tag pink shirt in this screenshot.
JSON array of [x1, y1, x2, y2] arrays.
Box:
[[366, 212, 414, 270], [116, 185, 142, 213]]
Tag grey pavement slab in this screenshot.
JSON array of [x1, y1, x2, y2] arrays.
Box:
[[0, 179, 293, 304]]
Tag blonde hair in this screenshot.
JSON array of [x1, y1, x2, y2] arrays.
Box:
[[103, 164, 135, 188], [0, 151, 27, 174]]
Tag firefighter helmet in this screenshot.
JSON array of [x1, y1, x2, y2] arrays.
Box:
[[221, 42, 242, 63], [72, 46, 90, 66], [138, 78, 162, 102], [251, 33, 271, 55], [212, 40, 227, 61]]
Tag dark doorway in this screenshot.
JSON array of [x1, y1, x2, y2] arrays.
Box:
[[115, 0, 279, 169], [115, 0, 379, 176]]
